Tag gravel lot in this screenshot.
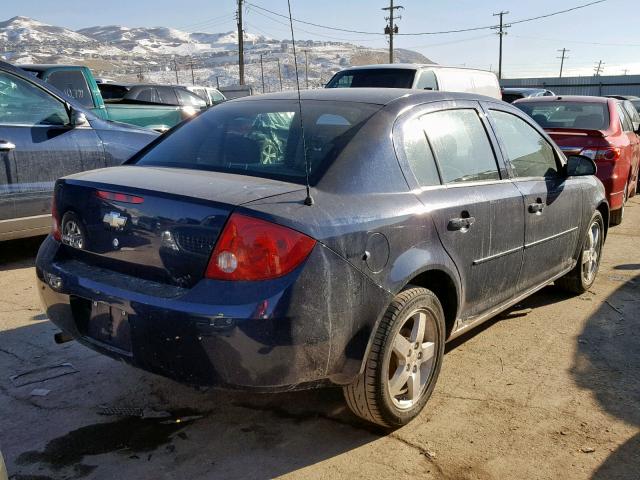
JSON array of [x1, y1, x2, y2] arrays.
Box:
[[1, 198, 638, 480]]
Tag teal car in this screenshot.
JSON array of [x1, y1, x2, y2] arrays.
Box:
[[19, 64, 196, 131]]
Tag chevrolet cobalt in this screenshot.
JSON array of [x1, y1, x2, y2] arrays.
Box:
[[37, 89, 607, 427]]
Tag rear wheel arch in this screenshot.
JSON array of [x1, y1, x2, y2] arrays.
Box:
[[404, 269, 459, 339], [596, 201, 609, 239], [357, 267, 460, 376]]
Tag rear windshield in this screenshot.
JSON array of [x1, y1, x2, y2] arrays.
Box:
[[515, 101, 610, 130], [132, 99, 381, 184], [326, 69, 415, 89]]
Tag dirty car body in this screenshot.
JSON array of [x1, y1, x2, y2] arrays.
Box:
[[36, 89, 607, 400]]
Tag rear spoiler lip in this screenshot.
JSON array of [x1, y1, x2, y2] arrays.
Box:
[[544, 127, 610, 138]]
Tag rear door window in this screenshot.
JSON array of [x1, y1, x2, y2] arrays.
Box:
[[398, 118, 441, 186], [421, 109, 500, 183], [415, 70, 438, 90], [134, 87, 160, 103], [490, 110, 559, 178], [157, 87, 178, 105], [176, 89, 207, 108], [45, 70, 94, 108], [617, 103, 634, 132]]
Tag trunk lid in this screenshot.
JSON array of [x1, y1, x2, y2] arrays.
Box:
[[545, 128, 609, 156], [56, 166, 303, 287]]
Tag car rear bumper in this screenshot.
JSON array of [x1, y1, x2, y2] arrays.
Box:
[[35, 235, 390, 390]]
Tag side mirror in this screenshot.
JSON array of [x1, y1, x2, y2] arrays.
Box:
[[566, 155, 597, 177], [70, 109, 89, 127]]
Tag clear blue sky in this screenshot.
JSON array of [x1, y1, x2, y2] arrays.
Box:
[[4, 0, 640, 77]]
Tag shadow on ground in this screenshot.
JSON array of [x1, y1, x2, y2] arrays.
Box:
[[0, 236, 44, 270], [572, 272, 639, 480]]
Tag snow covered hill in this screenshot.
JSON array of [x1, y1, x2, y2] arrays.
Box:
[[0, 16, 434, 90]]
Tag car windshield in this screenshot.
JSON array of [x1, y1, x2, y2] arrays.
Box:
[[132, 99, 381, 184], [326, 69, 415, 88], [515, 101, 610, 130]]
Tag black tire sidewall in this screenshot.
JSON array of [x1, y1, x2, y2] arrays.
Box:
[[376, 288, 446, 426]]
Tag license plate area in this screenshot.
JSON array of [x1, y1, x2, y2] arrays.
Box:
[[72, 297, 132, 353]]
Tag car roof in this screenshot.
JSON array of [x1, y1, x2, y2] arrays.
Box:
[[232, 88, 501, 106], [502, 87, 547, 93], [18, 64, 85, 72], [514, 95, 611, 104], [335, 63, 491, 73]]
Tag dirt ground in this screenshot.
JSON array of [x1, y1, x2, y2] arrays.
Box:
[[0, 199, 638, 480]]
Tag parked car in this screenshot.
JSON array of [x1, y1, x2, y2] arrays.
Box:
[[514, 95, 640, 225], [501, 87, 555, 103], [123, 84, 208, 112], [97, 82, 131, 101], [326, 64, 501, 99], [183, 85, 227, 107], [19, 65, 195, 131], [0, 61, 158, 241], [37, 88, 607, 427], [605, 95, 639, 101]]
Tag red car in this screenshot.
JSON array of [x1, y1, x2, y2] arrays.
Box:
[[515, 96, 640, 225]]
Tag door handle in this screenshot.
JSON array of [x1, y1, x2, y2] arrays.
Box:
[[0, 140, 16, 151], [448, 216, 476, 231], [528, 201, 545, 214]]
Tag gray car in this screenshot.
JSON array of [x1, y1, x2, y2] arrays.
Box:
[[0, 61, 158, 241]]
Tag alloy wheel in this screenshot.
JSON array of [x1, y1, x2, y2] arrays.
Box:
[[62, 219, 84, 249], [387, 308, 438, 410], [582, 220, 601, 284]]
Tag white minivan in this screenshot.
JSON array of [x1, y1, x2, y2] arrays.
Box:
[[325, 64, 501, 100]]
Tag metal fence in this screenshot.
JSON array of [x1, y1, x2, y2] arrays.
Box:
[[501, 75, 640, 97]]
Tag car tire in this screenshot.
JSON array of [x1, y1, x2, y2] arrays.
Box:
[[610, 180, 628, 226], [556, 210, 604, 294], [343, 287, 445, 428]]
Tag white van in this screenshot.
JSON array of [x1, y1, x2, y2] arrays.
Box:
[[325, 64, 501, 100]]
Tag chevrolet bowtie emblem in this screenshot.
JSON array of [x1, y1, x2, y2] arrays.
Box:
[[103, 211, 127, 229]]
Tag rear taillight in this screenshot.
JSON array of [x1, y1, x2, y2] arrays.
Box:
[[580, 147, 621, 162], [51, 195, 61, 241], [205, 213, 316, 281], [96, 190, 144, 204]]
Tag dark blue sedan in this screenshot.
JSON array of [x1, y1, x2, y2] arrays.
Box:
[[36, 88, 607, 427], [0, 61, 158, 240]]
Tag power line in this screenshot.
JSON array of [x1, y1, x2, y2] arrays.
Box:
[[245, 0, 606, 36]]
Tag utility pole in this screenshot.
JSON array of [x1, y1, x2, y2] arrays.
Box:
[[259, 54, 265, 93], [622, 69, 629, 75], [594, 60, 604, 77], [189, 58, 195, 85], [557, 48, 569, 78], [491, 11, 510, 80], [173, 58, 179, 84], [304, 50, 309, 89], [136, 65, 144, 82], [277, 57, 283, 91], [216, 76, 220, 88], [237, 0, 245, 85], [382, 0, 403, 64]]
